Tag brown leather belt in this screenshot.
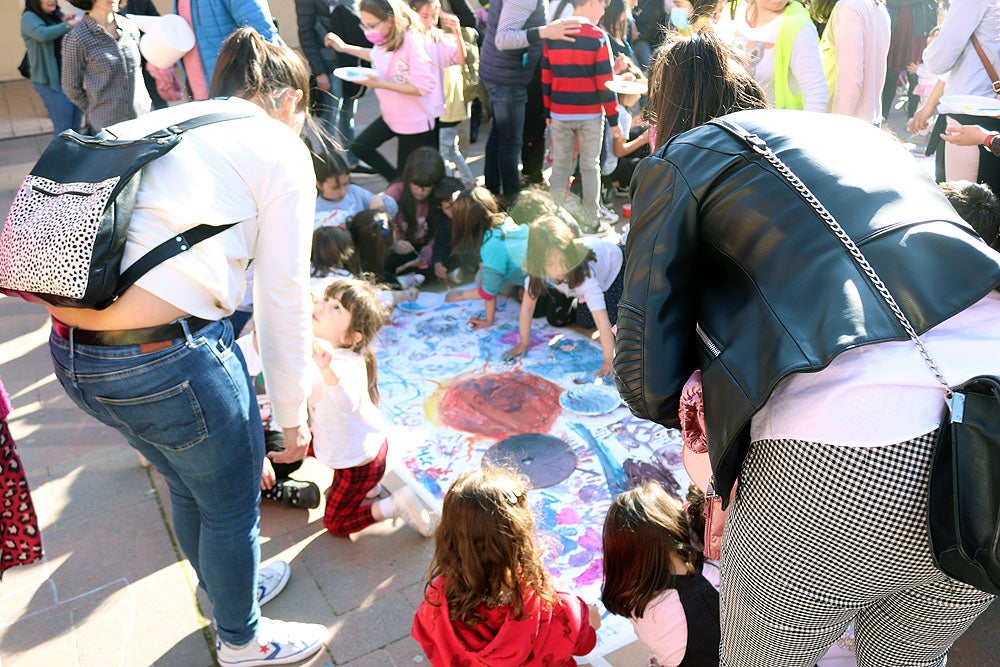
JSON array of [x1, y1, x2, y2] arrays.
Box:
[[52, 316, 215, 353]]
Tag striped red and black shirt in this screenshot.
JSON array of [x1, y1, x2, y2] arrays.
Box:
[[541, 20, 619, 126]]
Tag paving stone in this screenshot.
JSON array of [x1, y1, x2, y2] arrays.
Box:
[[327, 592, 415, 664]]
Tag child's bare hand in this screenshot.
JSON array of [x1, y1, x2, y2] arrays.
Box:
[[596, 360, 615, 378], [312, 338, 335, 368], [467, 317, 492, 329], [588, 604, 602, 630], [261, 457, 276, 490], [434, 262, 448, 280], [324, 32, 346, 51], [906, 62, 918, 74], [504, 343, 528, 362], [440, 12, 460, 31]]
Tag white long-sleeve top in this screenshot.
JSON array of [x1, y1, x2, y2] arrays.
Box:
[[108, 97, 314, 429], [308, 348, 387, 470], [819, 0, 891, 123], [720, 2, 828, 112], [922, 0, 1000, 99]]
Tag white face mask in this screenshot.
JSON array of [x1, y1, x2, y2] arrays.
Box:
[[670, 6, 691, 30]]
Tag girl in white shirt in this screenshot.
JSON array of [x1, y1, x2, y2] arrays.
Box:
[[504, 214, 624, 377], [719, 0, 827, 111], [602, 481, 721, 667], [311, 277, 432, 537]]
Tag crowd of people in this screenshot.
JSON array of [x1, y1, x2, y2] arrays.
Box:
[[7, 0, 1000, 666]]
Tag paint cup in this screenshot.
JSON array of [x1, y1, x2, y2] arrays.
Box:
[[137, 14, 195, 69], [622, 203, 631, 219]]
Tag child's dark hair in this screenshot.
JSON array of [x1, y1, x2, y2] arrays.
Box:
[[601, 481, 703, 619], [433, 176, 464, 209], [322, 277, 388, 404], [449, 187, 505, 257], [426, 468, 555, 625], [313, 150, 350, 185], [524, 215, 595, 299], [940, 180, 1000, 250], [397, 147, 446, 246], [312, 226, 361, 277], [347, 209, 393, 276]]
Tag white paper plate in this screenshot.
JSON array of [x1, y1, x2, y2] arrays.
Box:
[[937, 95, 1000, 117], [559, 384, 622, 416], [396, 291, 444, 313], [333, 66, 377, 83]]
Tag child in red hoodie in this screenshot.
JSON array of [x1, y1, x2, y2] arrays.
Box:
[[412, 467, 599, 665]]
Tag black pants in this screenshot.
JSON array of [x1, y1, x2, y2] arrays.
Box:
[[351, 116, 437, 182], [521, 62, 546, 184]]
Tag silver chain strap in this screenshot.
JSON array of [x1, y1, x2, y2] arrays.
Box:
[[731, 124, 954, 398]]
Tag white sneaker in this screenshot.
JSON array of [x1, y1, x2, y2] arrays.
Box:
[[598, 204, 620, 224], [391, 487, 433, 537], [397, 273, 425, 289], [216, 617, 327, 666], [257, 561, 290, 606]]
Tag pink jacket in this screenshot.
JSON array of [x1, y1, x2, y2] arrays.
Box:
[[371, 30, 438, 135]]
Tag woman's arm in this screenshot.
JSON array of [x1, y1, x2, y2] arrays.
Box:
[[941, 123, 1000, 157], [790, 21, 828, 113], [21, 12, 73, 42], [60, 31, 87, 111]]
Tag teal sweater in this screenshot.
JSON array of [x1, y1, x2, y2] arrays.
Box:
[[21, 11, 72, 92]]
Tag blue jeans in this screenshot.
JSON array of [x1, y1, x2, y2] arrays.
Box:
[[484, 81, 528, 200], [49, 319, 264, 645], [33, 83, 82, 137], [319, 76, 359, 162]]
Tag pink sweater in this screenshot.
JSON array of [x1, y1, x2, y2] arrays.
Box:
[[371, 31, 438, 135]]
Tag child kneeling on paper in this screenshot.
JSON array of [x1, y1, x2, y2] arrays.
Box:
[[310, 277, 432, 537]]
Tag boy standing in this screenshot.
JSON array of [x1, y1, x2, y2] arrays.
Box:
[[542, 0, 622, 234]]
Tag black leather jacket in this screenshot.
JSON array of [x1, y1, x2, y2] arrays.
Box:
[[614, 109, 1000, 502]]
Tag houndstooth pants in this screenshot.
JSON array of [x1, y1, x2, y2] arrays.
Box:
[[720, 432, 996, 667]]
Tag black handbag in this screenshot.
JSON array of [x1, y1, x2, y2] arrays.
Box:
[[18, 52, 30, 79], [712, 118, 1000, 595], [0, 111, 249, 310]]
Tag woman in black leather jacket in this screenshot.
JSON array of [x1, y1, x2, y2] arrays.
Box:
[[615, 33, 1000, 666]]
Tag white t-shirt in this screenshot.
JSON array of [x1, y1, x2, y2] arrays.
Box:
[[720, 2, 827, 112], [308, 348, 388, 469], [528, 237, 623, 312], [108, 97, 314, 429], [752, 291, 1000, 447]]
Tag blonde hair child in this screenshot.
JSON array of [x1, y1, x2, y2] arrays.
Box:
[[504, 214, 625, 377], [412, 468, 599, 664], [310, 277, 431, 537]]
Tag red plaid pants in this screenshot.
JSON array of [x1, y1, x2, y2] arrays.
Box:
[[323, 439, 387, 537]]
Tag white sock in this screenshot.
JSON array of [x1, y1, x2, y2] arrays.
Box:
[[375, 497, 396, 520]]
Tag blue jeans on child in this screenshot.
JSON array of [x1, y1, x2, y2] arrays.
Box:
[[33, 83, 82, 138], [49, 319, 264, 646], [483, 82, 528, 200]]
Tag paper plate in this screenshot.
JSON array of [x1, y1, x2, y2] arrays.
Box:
[[396, 291, 444, 313], [937, 95, 1000, 117], [559, 383, 622, 416], [605, 78, 648, 95], [333, 66, 377, 83]]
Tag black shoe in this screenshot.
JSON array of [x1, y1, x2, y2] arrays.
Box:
[[263, 479, 322, 509], [349, 161, 377, 175]]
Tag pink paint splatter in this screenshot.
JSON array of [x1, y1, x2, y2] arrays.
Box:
[[557, 507, 580, 525], [578, 527, 603, 551], [573, 558, 604, 586]]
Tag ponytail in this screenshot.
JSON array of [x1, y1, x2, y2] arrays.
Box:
[[363, 347, 380, 405], [210, 28, 311, 116]]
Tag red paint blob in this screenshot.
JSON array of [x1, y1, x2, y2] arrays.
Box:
[[430, 371, 563, 438]]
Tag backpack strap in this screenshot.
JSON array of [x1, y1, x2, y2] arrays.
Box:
[[95, 110, 254, 309]]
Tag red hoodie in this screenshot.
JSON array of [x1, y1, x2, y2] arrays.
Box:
[[412, 577, 598, 666]]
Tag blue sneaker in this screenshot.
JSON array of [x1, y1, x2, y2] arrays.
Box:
[[216, 617, 327, 666], [257, 561, 290, 606]]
